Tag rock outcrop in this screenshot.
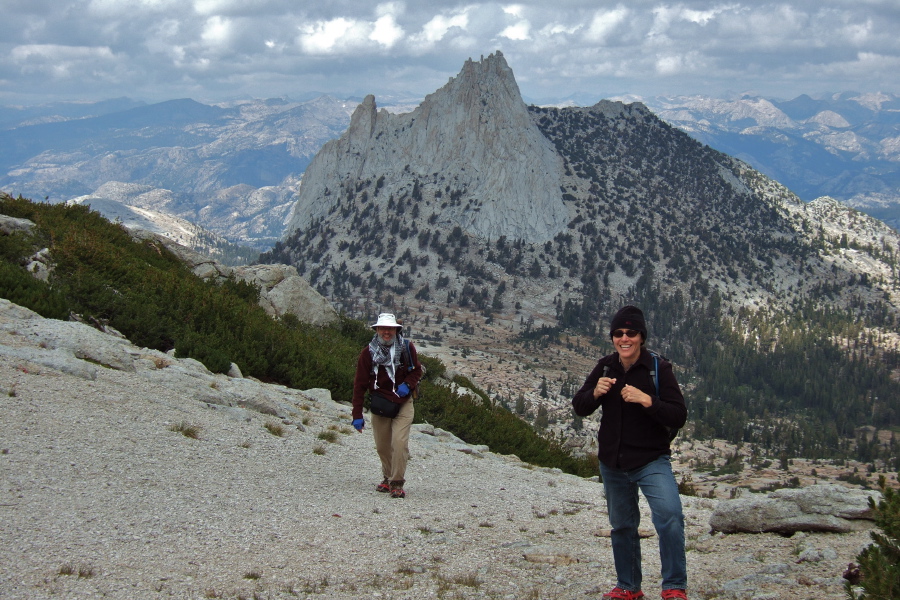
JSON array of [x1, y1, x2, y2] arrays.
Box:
[[130, 229, 338, 326], [709, 483, 880, 534], [0, 214, 35, 235], [285, 51, 569, 243], [231, 263, 338, 326]]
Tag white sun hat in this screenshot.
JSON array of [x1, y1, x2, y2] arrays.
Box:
[[371, 313, 402, 330]]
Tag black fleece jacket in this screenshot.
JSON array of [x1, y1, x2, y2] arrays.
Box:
[[572, 348, 686, 470]]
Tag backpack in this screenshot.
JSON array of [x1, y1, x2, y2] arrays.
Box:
[[400, 338, 425, 400], [648, 350, 680, 443]]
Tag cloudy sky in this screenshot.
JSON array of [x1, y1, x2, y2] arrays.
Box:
[[2, 0, 899, 107]]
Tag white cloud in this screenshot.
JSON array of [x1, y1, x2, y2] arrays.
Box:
[[10, 44, 117, 78], [501, 21, 530, 41], [144, 19, 183, 56], [201, 16, 232, 47], [11, 44, 115, 63], [497, 3, 530, 41], [655, 54, 683, 75], [650, 5, 726, 35], [841, 18, 874, 46], [193, 0, 242, 16], [681, 7, 726, 26], [584, 6, 630, 43], [716, 5, 809, 50], [503, 4, 524, 18], [370, 14, 404, 47], [539, 22, 580, 37], [413, 11, 470, 46], [296, 4, 409, 53], [2, 0, 899, 104], [833, 51, 900, 76], [87, 0, 180, 17], [298, 18, 358, 54], [655, 51, 704, 75]]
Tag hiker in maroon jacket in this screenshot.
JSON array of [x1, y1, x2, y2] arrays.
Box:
[[352, 313, 422, 499], [572, 306, 688, 600]]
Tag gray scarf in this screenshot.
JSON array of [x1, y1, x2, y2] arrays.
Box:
[[368, 333, 403, 386]]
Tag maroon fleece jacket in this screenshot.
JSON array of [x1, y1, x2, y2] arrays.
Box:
[[352, 340, 423, 420]]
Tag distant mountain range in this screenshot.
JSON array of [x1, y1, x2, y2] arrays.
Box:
[[0, 96, 364, 251], [264, 52, 900, 328], [0, 84, 897, 257], [639, 92, 900, 229], [260, 52, 900, 460], [3, 54, 898, 460]]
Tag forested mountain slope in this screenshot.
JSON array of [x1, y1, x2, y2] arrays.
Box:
[[264, 53, 900, 461]]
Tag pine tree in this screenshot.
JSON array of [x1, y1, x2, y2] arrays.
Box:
[[848, 475, 900, 599], [515, 394, 526, 415]]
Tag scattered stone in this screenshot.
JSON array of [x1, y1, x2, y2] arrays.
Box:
[[522, 549, 578, 565], [594, 528, 655, 538]]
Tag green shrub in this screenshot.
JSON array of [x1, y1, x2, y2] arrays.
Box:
[[415, 379, 596, 477], [0, 194, 361, 387], [419, 354, 445, 380], [0, 261, 69, 319], [848, 475, 900, 599], [0, 194, 591, 476]]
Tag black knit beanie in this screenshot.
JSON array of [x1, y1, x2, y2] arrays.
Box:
[[609, 305, 647, 340]]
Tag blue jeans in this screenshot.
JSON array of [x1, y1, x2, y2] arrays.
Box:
[[599, 455, 686, 592]]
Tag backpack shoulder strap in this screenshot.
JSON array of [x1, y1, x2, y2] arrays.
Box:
[[403, 338, 414, 372], [648, 350, 679, 442], [648, 351, 660, 397]]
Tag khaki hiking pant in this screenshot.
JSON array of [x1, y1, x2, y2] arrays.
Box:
[[371, 399, 414, 483]]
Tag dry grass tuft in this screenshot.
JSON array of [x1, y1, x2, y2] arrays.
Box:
[[317, 430, 338, 443], [169, 421, 201, 439], [264, 421, 284, 437]]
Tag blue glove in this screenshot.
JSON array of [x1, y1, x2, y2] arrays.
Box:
[[397, 383, 410, 398], [352, 418, 364, 432]]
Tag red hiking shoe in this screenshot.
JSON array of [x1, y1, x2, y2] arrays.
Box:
[[389, 480, 406, 498], [661, 590, 687, 599]]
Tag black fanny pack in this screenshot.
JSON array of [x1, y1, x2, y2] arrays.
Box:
[[369, 392, 401, 418]]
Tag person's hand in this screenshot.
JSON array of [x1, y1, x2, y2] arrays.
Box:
[[594, 377, 616, 399], [352, 418, 364, 432], [397, 383, 410, 397], [621, 385, 651, 407]]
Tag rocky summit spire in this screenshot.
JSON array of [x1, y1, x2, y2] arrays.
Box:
[[285, 51, 569, 242]]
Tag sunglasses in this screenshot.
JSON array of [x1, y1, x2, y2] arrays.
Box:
[[612, 329, 640, 339]]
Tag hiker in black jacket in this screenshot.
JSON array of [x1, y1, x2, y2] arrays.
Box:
[[572, 305, 688, 600]]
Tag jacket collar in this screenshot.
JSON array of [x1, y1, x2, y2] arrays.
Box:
[[610, 347, 653, 372]]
